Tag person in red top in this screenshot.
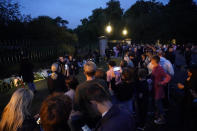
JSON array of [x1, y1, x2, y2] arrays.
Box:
[[151, 55, 171, 125]]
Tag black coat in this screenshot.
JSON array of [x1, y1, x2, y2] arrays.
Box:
[[74, 79, 109, 128], [136, 79, 149, 100], [111, 78, 135, 102], [165, 52, 175, 64], [94, 105, 135, 131], [18, 116, 40, 131], [47, 73, 66, 94]]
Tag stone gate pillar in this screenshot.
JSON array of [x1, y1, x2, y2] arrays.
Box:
[[99, 36, 108, 56]]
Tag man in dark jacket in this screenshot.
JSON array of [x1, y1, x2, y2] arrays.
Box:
[[136, 69, 149, 129], [110, 67, 135, 114], [185, 47, 192, 67], [73, 61, 109, 129], [165, 47, 175, 65], [84, 83, 135, 131]]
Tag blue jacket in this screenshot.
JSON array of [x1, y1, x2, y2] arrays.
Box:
[[94, 105, 135, 131]]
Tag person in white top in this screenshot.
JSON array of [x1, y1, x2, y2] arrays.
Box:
[[158, 50, 174, 76], [113, 46, 119, 58]]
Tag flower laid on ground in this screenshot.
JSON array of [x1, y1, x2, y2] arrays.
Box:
[[0, 69, 50, 93], [34, 69, 50, 82]]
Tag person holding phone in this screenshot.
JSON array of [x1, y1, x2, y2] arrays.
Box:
[[110, 67, 136, 115], [106, 61, 121, 89]]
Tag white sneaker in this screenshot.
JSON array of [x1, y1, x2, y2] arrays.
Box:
[[137, 127, 145, 131], [154, 118, 166, 125]]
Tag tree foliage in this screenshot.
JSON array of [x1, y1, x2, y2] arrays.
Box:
[[76, 0, 197, 44], [0, 0, 197, 46], [26, 16, 77, 44], [0, 0, 21, 24], [74, 0, 123, 45], [124, 0, 165, 42], [0, 0, 78, 45]]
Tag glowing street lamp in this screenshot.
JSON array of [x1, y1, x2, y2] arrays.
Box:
[[122, 29, 128, 36], [106, 25, 112, 34]]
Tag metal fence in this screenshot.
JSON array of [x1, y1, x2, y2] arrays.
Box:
[[0, 40, 67, 78], [0, 40, 66, 65]]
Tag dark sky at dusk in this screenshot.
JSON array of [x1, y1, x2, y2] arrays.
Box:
[[15, 0, 196, 29]]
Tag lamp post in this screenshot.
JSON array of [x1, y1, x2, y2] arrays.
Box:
[[106, 24, 112, 34], [122, 28, 128, 57], [99, 24, 112, 57], [122, 28, 128, 43], [122, 29, 128, 36]]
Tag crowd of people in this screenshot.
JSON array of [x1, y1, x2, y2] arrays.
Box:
[[0, 43, 197, 131]]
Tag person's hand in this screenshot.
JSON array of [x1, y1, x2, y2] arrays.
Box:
[[69, 110, 82, 119], [187, 77, 191, 82], [177, 83, 184, 89]]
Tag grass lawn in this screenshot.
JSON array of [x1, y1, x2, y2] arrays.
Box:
[[0, 58, 121, 116]]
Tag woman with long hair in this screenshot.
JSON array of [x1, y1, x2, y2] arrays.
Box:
[[0, 88, 38, 131]]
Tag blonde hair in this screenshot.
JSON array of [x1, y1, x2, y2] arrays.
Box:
[[0, 88, 34, 131], [84, 61, 96, 76], [51, 63, 58, 72]]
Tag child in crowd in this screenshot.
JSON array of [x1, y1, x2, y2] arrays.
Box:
[[136, 69, 149, 130]]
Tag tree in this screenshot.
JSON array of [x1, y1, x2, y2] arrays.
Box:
[[164, 0, 197, 42], [124, 0, 164, 42], [123, 0, 197, 43], [75, 0, 124, 46], [54, 16, 69, 28], [75, 8, 107, 46], [0, 0, 24, 39], [27, 16, 77, 44], [104, 0, 124, 39], [0, 0, 21, 24]]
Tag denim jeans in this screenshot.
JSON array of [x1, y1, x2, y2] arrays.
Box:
[[27, 82, 36, 92], [155, 99, 164, 116]]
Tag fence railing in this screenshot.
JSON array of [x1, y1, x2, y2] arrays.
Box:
[[0, 40, 67, 78], [0, 40, 66, 65]]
